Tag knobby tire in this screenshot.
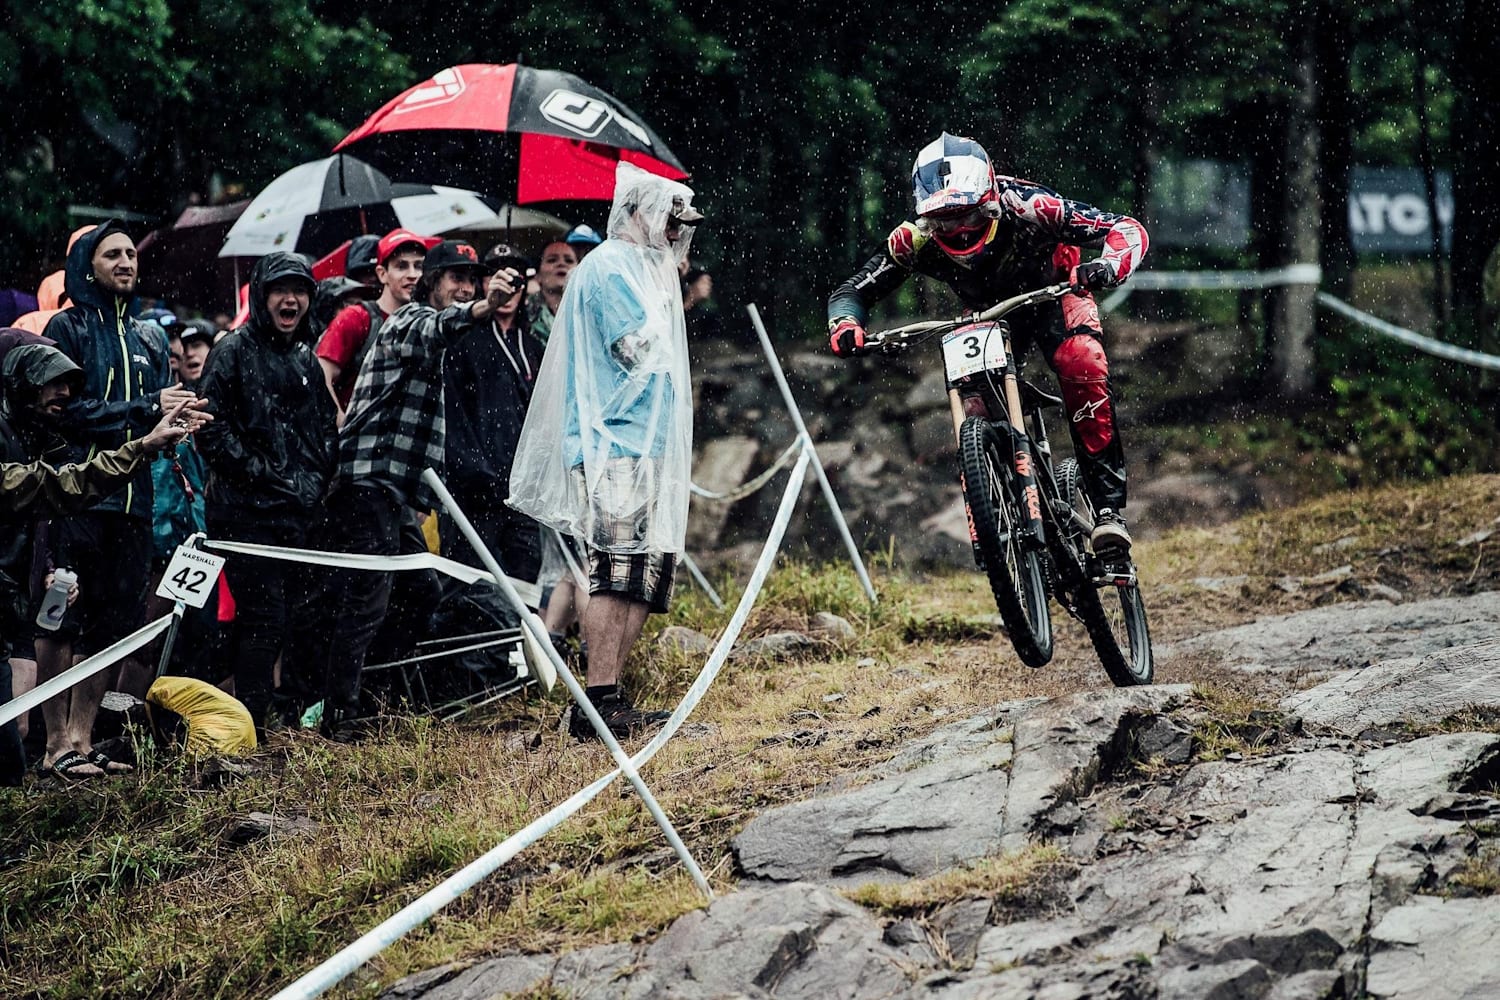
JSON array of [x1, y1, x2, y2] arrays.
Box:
[[1057, 458, 1154, 686], [959, 417, 1053, 667]]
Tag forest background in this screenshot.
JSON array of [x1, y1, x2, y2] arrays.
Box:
[[2, 0, 1497, 439]]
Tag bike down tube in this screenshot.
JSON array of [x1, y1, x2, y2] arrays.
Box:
[[420, 469, 714, 900], [746, 303, 878, 604]]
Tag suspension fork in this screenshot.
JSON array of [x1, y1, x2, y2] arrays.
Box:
[[950, 385, 1046, 549]]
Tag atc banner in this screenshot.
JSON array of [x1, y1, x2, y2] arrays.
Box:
[[1148, 160, 1452, 256]]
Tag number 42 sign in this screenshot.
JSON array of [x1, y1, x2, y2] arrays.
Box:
[[155, 544, 226, 608]]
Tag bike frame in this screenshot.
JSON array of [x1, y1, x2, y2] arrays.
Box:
[[868, 284, 1071, 552]]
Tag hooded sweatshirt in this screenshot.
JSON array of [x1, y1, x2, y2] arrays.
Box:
[[0, 344, 80, 629], [43, 220, 172, 520], [196, 252, 337, 527]]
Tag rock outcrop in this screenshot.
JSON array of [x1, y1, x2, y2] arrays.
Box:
[[384, 603, 1500, 1000]]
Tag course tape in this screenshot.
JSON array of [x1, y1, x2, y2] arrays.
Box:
[[200, 539, 543, 610], [267, 451, 812, 1000], [1316, 292, 1500, 372], [0, 613, 174, 727], [1100, 264, 1322, 312], [689, 436, 804, 502], [1097, 268, 1500, 372]]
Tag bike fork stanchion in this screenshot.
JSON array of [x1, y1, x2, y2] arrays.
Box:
[[679, 552, 724, 610], [421, 469, 714, 900], [746, 303, 878, 605]]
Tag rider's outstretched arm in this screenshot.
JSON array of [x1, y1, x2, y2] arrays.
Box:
[[826, 227, 922, 356]]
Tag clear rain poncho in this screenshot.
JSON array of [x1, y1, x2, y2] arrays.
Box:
[[506, 163, 698, 553]]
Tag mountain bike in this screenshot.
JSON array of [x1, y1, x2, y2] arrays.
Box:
[[865, 284, 1153, 686]]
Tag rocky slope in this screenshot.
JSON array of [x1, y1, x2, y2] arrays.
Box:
[[382, 592, 1500, 1000]]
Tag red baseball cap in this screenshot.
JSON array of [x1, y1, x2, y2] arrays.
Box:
[[376, 228, 441, 266]]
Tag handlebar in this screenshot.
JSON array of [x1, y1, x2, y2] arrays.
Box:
[[863, 282, 1073, 354]]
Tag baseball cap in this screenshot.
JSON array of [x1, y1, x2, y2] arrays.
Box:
[[564, 223, 603, 248], [346, 234, 381, 275], [670, 198, 705, 225], [180, 319, 217, 345], [377, 228, 441, 266], [482, 243, 534, 275], [422, 240, 486, 276], [319, 276, 379, 303]]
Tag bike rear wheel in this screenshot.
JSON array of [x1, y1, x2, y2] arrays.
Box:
[[1058, 458, 1153, 686], [959, 417, 1053, 667]]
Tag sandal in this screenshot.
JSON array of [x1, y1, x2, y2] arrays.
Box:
[[85, 748, 134, 775], [49, 750, 104, 780]]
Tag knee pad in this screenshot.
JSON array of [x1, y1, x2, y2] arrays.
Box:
[[1051, 335, 1114, 454]]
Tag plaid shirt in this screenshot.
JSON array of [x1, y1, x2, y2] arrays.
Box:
[[337, 299, 479, 510]]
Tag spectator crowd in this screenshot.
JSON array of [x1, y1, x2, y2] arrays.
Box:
[[0, 164, 712, 783]]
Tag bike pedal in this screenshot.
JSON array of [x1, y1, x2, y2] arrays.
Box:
[[1092, 565, 1137, 587]]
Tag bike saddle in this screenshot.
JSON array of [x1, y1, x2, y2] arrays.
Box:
[[1020, 380, 1064, 410]]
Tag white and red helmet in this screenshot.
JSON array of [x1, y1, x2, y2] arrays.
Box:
[[911, 132, 1001, 260]]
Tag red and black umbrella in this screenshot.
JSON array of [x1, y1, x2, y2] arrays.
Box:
[[333, 63, 688, 203]]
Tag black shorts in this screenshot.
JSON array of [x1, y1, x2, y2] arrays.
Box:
[[39, 512, 152, 655], [586, 547, 677, 614]]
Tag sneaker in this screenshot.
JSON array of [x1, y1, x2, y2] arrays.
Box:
[[1090, 508, 1133, 556], [568, 690, 669, 743]]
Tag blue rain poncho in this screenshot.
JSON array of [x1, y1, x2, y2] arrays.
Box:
[[507, 163, 698, 553]]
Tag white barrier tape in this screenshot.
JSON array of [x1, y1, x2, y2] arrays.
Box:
[[200, 539, 542, 610], [270, 454, 813, 1000], [421, 469, 710, 890], [0, 614, 174, 727], [689, 436, 805, 502], [632, 448, 811, 763], [1100, 264, 1322, 312], [1316, 292, 1500, 372]]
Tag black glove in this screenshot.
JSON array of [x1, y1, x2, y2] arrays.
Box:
[[1071, 260, 1113, 293], [828, 317, 867, 358]]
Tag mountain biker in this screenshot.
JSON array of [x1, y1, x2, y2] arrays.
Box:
[[827, 132, 1148, 556]]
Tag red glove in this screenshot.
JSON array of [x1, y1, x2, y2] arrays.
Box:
[[829, 317, 867, 358], [1069, 261, 1113, 293]]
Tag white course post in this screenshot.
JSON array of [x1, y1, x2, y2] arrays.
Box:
[[745, 303, 877, 603], [420, 469, 713, 899]]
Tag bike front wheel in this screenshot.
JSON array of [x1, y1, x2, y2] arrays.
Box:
[[1058, 458, 1154, 686], [959, 417, 1053, 667]]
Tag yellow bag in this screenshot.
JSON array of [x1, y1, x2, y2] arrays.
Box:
[[146, 676, 257, 755]]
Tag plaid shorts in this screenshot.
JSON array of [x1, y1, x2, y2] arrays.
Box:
[[572, 458, 676, 612], [586, 547, 677, 613]]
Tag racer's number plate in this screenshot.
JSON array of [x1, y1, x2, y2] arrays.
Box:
[[942, 325, 1006, 382]]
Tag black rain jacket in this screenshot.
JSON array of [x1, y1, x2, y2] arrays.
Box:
[[196, 252, 337, 528], [0, 344, 80, 633], [442, 317, 544, 509], [43, 220, 172, 520]]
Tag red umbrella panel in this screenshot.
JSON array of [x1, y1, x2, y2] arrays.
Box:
[[334, 63, 688, 202]]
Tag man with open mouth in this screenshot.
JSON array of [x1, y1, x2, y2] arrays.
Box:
[[196, 252, 338, 735]]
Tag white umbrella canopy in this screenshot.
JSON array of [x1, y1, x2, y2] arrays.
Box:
[[218, 156, 559, 259]]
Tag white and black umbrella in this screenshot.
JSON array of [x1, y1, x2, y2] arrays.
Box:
[[218, 155, 529, 260]]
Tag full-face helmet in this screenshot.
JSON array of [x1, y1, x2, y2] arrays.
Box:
[[911, 132, 1002, 260]]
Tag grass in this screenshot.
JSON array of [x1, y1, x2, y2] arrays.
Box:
[[2, 473, 1498, 998], [843, 846, 1072, 917]]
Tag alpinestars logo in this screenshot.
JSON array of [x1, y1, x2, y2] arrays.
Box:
[[1072, 398, 1107, 423], [539, 89, 652, 147], [396, 67, 466, 113]]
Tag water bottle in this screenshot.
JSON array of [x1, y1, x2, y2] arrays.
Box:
[[36, 567, 77, 631]]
